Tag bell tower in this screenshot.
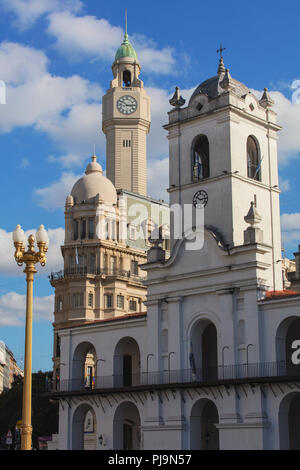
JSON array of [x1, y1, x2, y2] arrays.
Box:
[[102, 26, 151, 196], [165, 57, 283, 290]]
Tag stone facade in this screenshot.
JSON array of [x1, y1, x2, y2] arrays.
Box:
[[49, 42, 300, 450]]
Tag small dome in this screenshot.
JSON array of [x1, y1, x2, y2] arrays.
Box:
[[71, 155, 117, 205], [189, 59, 250, 104], [115, 33, 138, 62], [85, 155, 103, 175], [189, 74, 249, 103]]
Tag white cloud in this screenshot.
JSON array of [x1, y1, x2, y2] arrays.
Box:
[[0, 0, 83, 30], [252, 88, 300, 165], [47, 11, 122, 61], [34, 172, 80, 210], [131, 33, 175, 75], [279, 177, 290, 192], [147, 157, 169, 201], [271, 91, 300, 164], [281, 213, 300, 252], [0, 227, 64, 277], [0, 41, 48, 86], [39, 102, 105, 168], [0, 41, 103, 167], [47, 11, 176, 75], [0, 291, 54, 326], [281, 213, 300, 231]]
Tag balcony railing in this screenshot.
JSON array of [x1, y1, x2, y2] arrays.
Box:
[[50, 267, 146, 282], [49, 361, 300, 393]]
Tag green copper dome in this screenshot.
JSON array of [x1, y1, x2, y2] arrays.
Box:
[[115, 33, 138, 61]]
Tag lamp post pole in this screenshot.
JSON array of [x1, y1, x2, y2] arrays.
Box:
[[13, 225, 49, 451]]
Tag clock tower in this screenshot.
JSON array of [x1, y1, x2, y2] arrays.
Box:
[[102, 30, 151, 196]]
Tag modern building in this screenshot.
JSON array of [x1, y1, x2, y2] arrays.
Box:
[[48, 33, 300, 450]]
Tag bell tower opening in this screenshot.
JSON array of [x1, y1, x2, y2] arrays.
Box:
[[123, 70, 132, 87]]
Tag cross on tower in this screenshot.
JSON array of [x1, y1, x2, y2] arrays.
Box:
[[217, 43, 226, 59]]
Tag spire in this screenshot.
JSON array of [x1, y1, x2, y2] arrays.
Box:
[[169, 86, 186, 108], [123, 8, 129, 43], [244, 201, 263, 244], [217, 57, 225, 76], [220, 68, 235, 91], [244, 201, 262, 227], [259, 88, 274, 108], [217, 43, 226, 76], [114, 10, 138, 62]]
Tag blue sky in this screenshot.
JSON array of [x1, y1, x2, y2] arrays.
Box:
[[0, 0, 300, 372]]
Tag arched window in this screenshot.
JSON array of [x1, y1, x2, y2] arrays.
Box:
[[192, 135, 209, 181], [123, 70, 131, 87], [247, 136, 261, 181]]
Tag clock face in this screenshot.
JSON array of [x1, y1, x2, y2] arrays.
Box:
[[193, 190, 208, 208], [117, 95, 138, 115]]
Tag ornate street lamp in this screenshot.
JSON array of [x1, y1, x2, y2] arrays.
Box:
[[12, 224, 49, 451]]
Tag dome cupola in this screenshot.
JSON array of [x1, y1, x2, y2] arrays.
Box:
[[70, 155, 117, 205], [115, 32, 138, 62]]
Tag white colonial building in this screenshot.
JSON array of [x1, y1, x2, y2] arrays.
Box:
[[48, 34, 300, 450]]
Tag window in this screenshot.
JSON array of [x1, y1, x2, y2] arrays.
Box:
[[247, 136, 261, 181], [192, 135, 210, 181], [105, 294, 113, 308], [123, 140, 131, 147], [90, 253, 96, 273], [81, 219, 86, 239], [78, 255, 87, 270], [162, 329, 168, 353], [129, 225, 137, 241], [73, 220, 79, 240], [110, 256, 117, 272], [69, 255, 75, 270], [57, 296, 63, 312], [55, 334, 60, 358], [73, 293, 84, 307], [117, 295, 124, 309], [123, 70, 131, 87], [88, 293, 93, 308], [129, 299, 137, 311], [88, 218, 94, 239], [103, 253, 108, 270], [104, 219, 109, 239], [131, 260, 139, 275], [111, 220, 116, 240]]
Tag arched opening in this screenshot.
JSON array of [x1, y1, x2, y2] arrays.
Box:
[[190, 399, 219, 450], [113, 337, 141, 387], [275, 317, 300, 375], [72, 404, 97, 450], [123, 70, 132, 87], [72, 342, 97, 391], [113, 402, 141, 450], [190, 320, 218, 381], [192, 135, 209, 181], [247, 136, 261, 181], [279, 392, 300, 449]]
